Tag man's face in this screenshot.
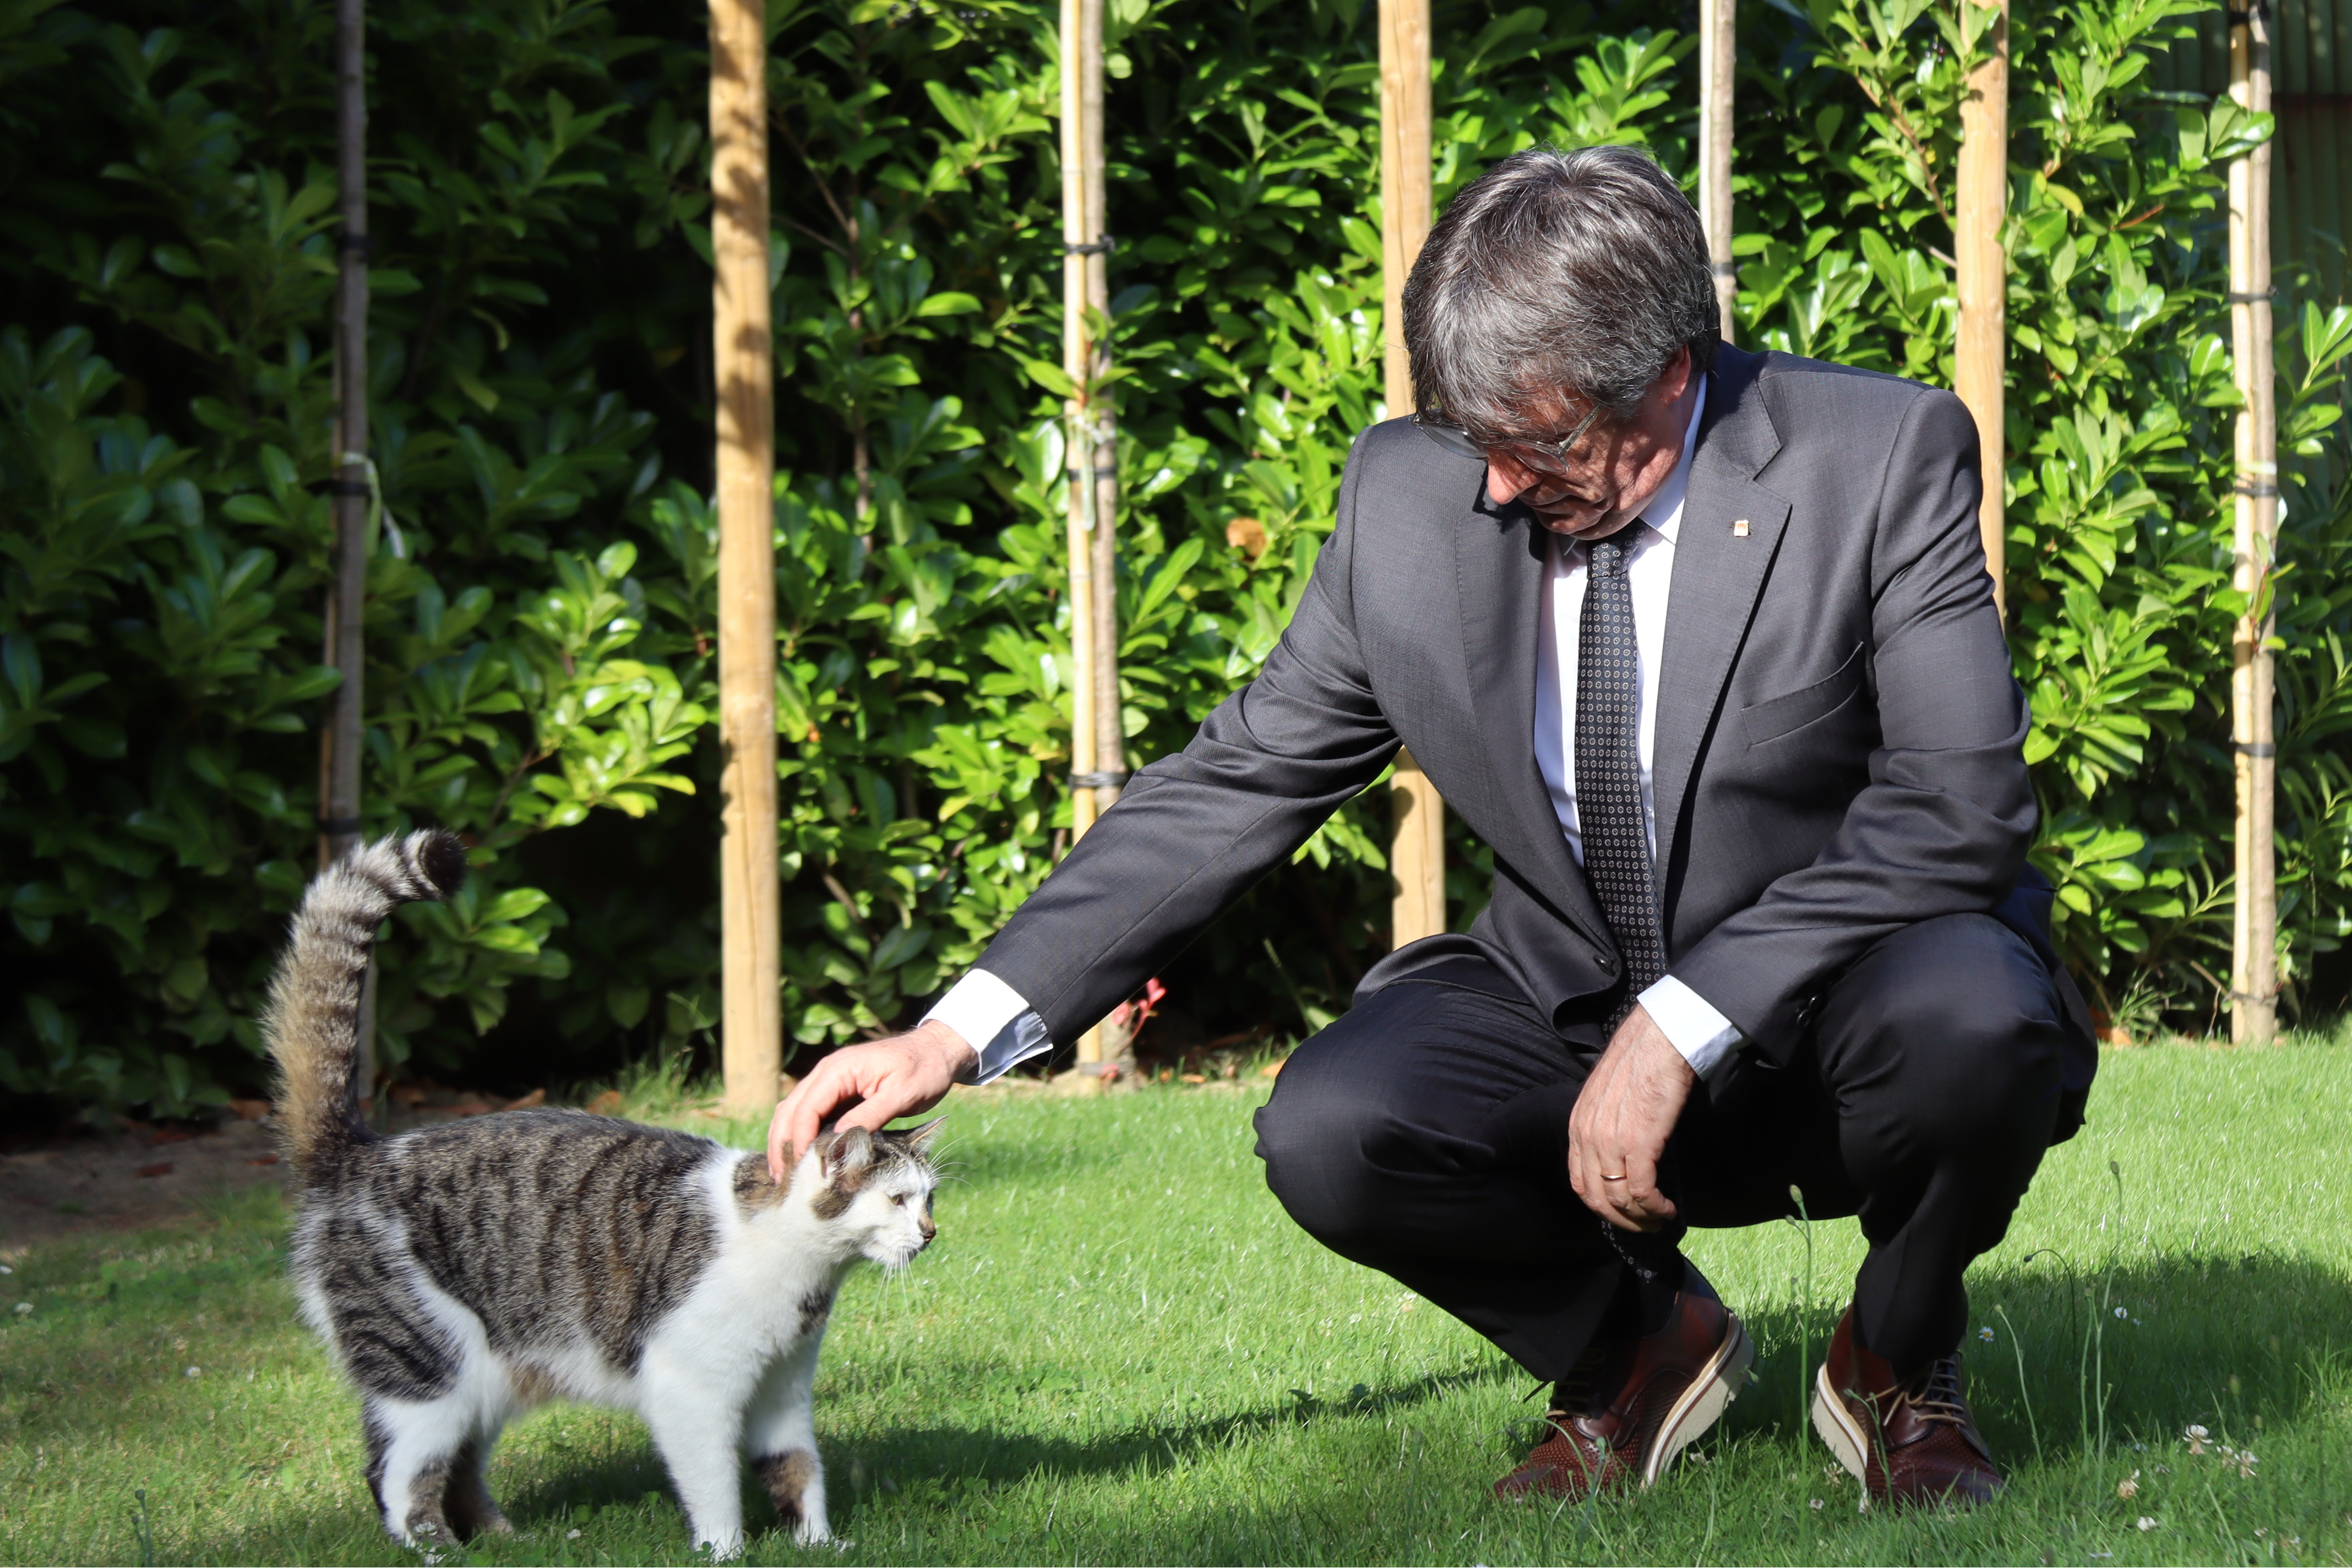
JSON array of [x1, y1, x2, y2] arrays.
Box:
[[1481, 346, 1698, 541]]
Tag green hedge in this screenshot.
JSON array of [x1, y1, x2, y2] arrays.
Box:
[[2, 0, 2347, 1116]]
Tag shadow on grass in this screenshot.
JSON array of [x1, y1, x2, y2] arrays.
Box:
[[1724, 1251, 2352, 1458], [178, 1362, 1522, 1559], [172, 1255, 2351, 1561]]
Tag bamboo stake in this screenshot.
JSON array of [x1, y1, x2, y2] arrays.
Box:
[[323, 0, 375, 1107], [1061, 0, 1108, 1070], [1084, 0, 1123, 832], [2230, 0, 2278, 1046], [712, 0, 781, 1117], [322, 0, 368, 877], [1698, 0, 1736, 344], [1953, 0, 2009, 622], [1380, 0, 1446, 950]]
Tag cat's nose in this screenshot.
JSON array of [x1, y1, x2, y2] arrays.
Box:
[[917, 1216, 935, 1242]]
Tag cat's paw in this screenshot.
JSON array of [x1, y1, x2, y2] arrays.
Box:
[[694, 1529, 747, 1561], [792, 1522, 832, 1548]]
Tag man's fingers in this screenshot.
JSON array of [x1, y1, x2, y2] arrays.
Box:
[[782, 1061, 856, 1172]]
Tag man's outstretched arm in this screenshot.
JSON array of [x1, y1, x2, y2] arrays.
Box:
[[765, 427, 1411, 1172]]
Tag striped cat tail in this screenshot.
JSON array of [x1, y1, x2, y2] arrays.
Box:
[[265, 830, 467, 1176]]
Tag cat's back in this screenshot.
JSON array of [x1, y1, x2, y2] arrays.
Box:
[[299, 1108, 742, 1373]]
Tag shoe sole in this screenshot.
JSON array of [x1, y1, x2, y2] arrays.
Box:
[[1640, 1311, 1755, 1487], [1811, 1361, 1872, 1487]]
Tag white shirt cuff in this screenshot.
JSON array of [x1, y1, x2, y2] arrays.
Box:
[[1640, 974, 1745, 1077], [922, 969, 1053, 1086]]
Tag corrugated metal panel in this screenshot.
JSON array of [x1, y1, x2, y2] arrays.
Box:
[[2276, 100, 2352, 306], [2147, 3, 2351, 307], [2281, 0, 2310, 92]]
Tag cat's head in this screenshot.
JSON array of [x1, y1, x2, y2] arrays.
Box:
[[805, 1119, 942, 1267]]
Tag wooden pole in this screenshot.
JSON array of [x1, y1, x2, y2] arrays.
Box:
[[322, 0, 368, 878], [1084, 0, 1122, 832], [323, 0, 375, 1109], [2230, 0, 2278, 1046], [712, 0, 781, 1117], [1380, 0, 1446, 950], [1953, 0, 2009, 622], [1062, 0, 1108, 1068], [1698, 0, 1736, 343]]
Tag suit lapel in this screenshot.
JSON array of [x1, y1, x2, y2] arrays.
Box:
[[1652, 347, 1792, 925], [1454, 485, 1611, 950]]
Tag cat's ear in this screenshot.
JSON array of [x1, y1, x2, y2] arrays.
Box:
[[889, 1116, 945, 1156], [818, 1124, 876, 1180]]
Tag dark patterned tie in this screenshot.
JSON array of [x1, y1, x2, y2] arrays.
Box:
[[1575, 527, 1685, 1286], [1575, 531, 1666, 1031]]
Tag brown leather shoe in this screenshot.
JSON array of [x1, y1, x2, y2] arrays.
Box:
[[1812, 1306, 2002, 1507], [1494, 1266, 1755, 1501]]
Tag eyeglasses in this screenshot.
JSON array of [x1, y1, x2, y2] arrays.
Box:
[[1412, 400, 1610, 477]]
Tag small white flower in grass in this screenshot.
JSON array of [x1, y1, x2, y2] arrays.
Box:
[[12, 1302, 29, 1315], [2115, 1305, 2128, 1319], [2137, 1517, 2159, 1532], [566, 1529, 582, 1540], [2117, 1471, 2141, 1499], [0, 1263, 13, 1274], [1810, 1498, 1826, 1511], [1978, 1326, 1995, 1342], [184, 1366, 200, 1379]]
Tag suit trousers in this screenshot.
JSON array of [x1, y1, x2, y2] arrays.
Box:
[[1252, 911, 2068, 1384]]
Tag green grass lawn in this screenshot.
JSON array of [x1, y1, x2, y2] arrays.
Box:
[[4, 1036, 2349, 1566]]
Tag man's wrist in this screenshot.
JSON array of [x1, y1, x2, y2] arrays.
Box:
[[1637, 975, 1744, 1077], [909, 1017, 979, 1080]]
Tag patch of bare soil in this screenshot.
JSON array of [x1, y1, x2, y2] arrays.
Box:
[[0, 1085, 558, 1253], [0, 1114, 290, 1251]]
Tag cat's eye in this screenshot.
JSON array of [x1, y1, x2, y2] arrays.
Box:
[[889, 1193, 905, 1205]]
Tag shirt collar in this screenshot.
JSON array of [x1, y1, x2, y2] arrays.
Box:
[[1635, 378, 1707, 546]]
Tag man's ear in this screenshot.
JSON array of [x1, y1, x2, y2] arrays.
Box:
[[1654, 342, 1694, 404], [818, 1124, 875, 1180]]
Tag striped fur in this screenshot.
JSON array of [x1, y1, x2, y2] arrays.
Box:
[[263, 833, 941, 1556]]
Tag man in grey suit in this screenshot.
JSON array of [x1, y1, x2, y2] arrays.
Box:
[[767, 145, 2094, 1507]]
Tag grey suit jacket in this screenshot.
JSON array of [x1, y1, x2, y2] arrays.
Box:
[[977, 344, 2093, 1113]]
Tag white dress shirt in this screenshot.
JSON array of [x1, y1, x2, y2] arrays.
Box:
[[927, 385, 1744, 1084]]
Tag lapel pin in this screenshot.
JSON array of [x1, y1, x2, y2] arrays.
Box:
[[1732, 518, 1751, 537]]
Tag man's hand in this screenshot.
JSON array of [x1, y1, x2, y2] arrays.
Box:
[[765, 1020, 977, 1183], [1567, 1003, 1697, 1232]]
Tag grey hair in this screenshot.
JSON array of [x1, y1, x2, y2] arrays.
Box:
[[1403, 144, 1717, 437]]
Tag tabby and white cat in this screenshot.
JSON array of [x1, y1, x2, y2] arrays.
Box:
[[265, 830, 940, 1555]]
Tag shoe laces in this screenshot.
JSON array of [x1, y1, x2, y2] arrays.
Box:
[[1549, 1342, 1611, 1418], [1895, 1355, 1969, 1428]]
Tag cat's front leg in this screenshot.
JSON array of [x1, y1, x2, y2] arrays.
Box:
[[753, 1449, 827, 1544], [642, 1380, 747, 1558], [745, 1339, 829, 1543]]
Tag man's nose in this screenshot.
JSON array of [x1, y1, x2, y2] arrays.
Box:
[[1485, 453, 1534, 505]]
